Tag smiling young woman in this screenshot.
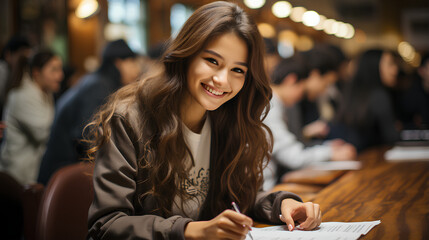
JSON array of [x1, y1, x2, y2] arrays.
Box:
[[85, 2, 321, 239]]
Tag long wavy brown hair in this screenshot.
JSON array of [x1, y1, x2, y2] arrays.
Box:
[[86, 1, 272, 219]]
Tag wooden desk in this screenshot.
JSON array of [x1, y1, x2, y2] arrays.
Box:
[[312, 147, 429, 239]]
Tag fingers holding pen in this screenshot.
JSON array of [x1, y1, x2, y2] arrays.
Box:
[[185, 210, 253, 240], [221, 210, 252, 228], [216, 210, 252, 238]]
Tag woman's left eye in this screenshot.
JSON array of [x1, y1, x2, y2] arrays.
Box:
[[232, 68, 245, 74], [205, 58, 218, 65]]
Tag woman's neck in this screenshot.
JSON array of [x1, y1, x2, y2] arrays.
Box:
[[180, 95, 207, 134], [32, 76, 49, 94]]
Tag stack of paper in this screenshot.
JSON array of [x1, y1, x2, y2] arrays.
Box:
[[247, 220, 381, 240]]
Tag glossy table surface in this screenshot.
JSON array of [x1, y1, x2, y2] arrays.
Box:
[[311, 147, 429, 239]]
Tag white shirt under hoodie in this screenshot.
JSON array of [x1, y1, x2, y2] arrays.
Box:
[[263, 92, 331, 191], [172, 116, 211, 219]]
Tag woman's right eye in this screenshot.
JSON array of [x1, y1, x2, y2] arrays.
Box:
[[205, 58, 218, 65]]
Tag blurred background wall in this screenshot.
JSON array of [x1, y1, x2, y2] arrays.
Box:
[[1, 0, 428, 79]]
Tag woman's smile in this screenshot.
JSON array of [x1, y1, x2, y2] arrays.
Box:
[[201, 83, 226, 97]]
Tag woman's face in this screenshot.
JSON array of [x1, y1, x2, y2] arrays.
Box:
[[36, 56, 64, 93], [186, 32, 248, 112], [379, 52, 398, 88]]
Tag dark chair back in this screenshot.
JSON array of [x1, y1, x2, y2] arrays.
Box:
[[0, 171, 24, 240], [35, 162, 94, 240], [22, 183, 44, 240]]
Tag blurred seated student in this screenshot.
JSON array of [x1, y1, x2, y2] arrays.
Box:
[[286, 46, 340, 144], [317, 44, 350, 123], [263, 37, 281, 77], [37, 39, 141, 185], [0, 36, 32, 120], [329, 49, 400, 151], [263, 53, 356, 190], [396, 53, 429, 130], [86, 2, 321, 239], [0, 49, 63, 184]]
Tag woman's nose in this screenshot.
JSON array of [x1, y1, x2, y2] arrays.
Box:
[[212, 69, 228, 86]]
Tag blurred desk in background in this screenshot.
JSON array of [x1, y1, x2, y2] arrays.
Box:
[[272, 147, 429, 239]]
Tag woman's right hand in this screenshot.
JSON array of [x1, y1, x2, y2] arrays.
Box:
[[184, 209, 253, 240]]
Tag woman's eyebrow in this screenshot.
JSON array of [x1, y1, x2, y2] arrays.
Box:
[[203, 49, 248, 67]]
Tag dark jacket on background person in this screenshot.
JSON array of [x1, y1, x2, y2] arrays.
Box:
[[37, 64, 122, 185], [396, 75, 429, 130], [87, 101, 303, 239], [328, 87, 399, 151]]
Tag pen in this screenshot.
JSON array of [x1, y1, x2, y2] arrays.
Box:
[[231, 202, 254, 240]]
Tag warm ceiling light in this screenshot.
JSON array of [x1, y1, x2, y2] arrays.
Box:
[[398, 41, 416, 62], [244, 0, 266, 9], [76, 0, 99, 19], [272, 1, 292, 18], [302, 10, 320, 27], [290, 6, 307, 22], [323, 19, 337, 35], [344, 23, 355, 39], [257, 23, 276, 38], [335, 22, 348, 38], [313, 15, 326, 30], [410, 52, 421, 68]]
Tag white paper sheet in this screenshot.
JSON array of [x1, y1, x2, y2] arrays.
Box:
[[246, 220, 381, 240], [307, 160, 362, 171], [384, 146, 429, 161]]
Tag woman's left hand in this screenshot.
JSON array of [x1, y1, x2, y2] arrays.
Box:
[[279, 198, 322, 231]]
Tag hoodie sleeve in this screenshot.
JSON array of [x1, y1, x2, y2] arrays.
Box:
[[87, 114, 192, 240]]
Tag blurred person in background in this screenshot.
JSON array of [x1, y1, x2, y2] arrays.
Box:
[[0, 36, 32, 139], [317, 44, 350, 123], [0, 36, 32, 116], [263, 53, 356, 190], [263, 37, 281, 77], [286, 46, 339, 144], [396, 53, 429, 130], [0, 49, 63, 184], [37, 39, 141, 185], [329, 49, 400, 151]]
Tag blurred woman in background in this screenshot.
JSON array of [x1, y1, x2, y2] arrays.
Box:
[[0, 49, 63, 184], [330, 49, 400, 151]]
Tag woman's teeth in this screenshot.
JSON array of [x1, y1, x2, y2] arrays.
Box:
[[204, 84, 224, 96]]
